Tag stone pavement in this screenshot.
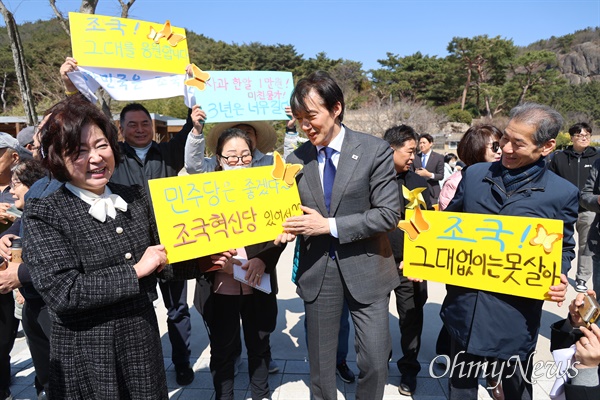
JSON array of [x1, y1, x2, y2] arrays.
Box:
[[8, 241, 584, 399]]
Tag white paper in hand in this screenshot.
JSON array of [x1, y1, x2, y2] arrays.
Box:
[[233, 258, 271, 294]]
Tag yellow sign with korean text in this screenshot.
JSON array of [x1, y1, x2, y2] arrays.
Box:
[[69, 12, 189, 74], [402, 210, 564, 300], [148, 163, 302, 263]]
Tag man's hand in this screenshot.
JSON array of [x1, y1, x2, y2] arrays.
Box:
[[0, 262, 22, 294], [415, 168, 431, 179], [281, 205, 330, 237], [190, 104, 207, 134], [547, 273, 568, 306]]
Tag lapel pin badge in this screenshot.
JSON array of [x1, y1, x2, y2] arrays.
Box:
[[352, 154, 359, 160]]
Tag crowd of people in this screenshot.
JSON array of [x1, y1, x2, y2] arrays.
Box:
[[0, 61, 598, 400]]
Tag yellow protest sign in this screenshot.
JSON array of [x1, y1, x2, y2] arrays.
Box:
[[69, 12, 189, 74], [402, 210, 564, 300], [148, 155, 302, 263]]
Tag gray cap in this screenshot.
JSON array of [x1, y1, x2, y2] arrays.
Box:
[[0, 132, 32, 160], [17, 126, 35, 147]]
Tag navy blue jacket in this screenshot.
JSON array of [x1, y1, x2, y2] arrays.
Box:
[[441, 160, 579, 359]]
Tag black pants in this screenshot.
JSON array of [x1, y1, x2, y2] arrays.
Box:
[[0, 293, 18, 392], [394, 273, 427, 377], [206, 292, 276, 400], [22, 298, 51, 393], [158, 280, 191, 367], [449, 336, 533, 400]]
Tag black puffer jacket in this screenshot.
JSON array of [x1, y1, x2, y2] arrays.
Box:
[[549, 146, 600, 211]]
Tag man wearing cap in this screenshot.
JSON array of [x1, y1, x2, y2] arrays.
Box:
[[17, 126, 37, 155], [184, 105, 278, 172]]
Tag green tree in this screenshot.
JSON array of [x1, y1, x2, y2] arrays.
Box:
[[447, 35, 516, 116], [296, 52, 341, 78], [507, 50, 564, 105], [330, 59, 369, 109], [371, 52, 453, 103]]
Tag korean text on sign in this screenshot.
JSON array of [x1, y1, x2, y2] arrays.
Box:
[[188, 71, 294, 123], [148, 165, 302, 263], [69, 12, 189, 74], [402, 210, 564, 300]]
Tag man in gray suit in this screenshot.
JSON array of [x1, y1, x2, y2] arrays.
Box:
[[276, 71, 401, 400]]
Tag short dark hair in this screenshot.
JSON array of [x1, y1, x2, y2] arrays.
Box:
[[569, 122, 592, 136], [457, 124, 503, 166], [419, 133, 434, 144], [509, 102, 564, 146], [119, 103, 152, 127], [290, 71, 345, 123], [215, 128, 253, 172], [11, 159, 46, 188], [40, 99, 120, 182], [383, 125, 418, 148], [444, 153, 457, 164]]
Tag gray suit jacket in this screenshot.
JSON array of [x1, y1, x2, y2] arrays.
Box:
[[287, 128, 401, 305]]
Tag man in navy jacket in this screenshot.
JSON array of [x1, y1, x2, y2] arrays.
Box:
[[443, 103, 579, 400]]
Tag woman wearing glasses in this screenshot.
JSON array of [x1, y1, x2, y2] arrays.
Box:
[[438, 124, 503, 210], [185, 121, 284, 400]]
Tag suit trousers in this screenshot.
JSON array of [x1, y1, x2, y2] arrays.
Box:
[[302, 299, 351, 365], [304, 258, 391, 400], [449, 336, 533, 400], [22, 298, 51, 393], [0, 292, 18, 391], [158, 280, 191, 367], [206, 292, 275, 400], [394, 274, 426, 376]]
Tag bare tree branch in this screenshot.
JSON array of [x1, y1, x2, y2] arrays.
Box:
[[118, 0, 136, 18], [49, 0, 70, 36], [79, 0, 99, 14]]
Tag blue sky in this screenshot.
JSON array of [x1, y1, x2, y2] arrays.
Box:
[[2, 0, 599, 70]]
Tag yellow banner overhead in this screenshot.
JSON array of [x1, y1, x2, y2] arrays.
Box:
[[401, 210, 564, 300], [148, 153, 303, 263], [69, 12, 189, 74]]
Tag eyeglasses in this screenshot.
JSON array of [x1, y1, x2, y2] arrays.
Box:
[[9, 180, 22, 189], [573, 133, 591, 140], [488, 141, 501, 153], [219, 154, 253, 165]]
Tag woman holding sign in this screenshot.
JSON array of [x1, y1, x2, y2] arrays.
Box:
[[187, 125, 285, 400], [21, 98, 172, 399]]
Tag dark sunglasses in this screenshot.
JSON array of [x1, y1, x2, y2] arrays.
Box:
[[490, 142, 500, 153]]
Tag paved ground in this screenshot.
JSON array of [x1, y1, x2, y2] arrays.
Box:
[[8, 240, 586, 399]]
